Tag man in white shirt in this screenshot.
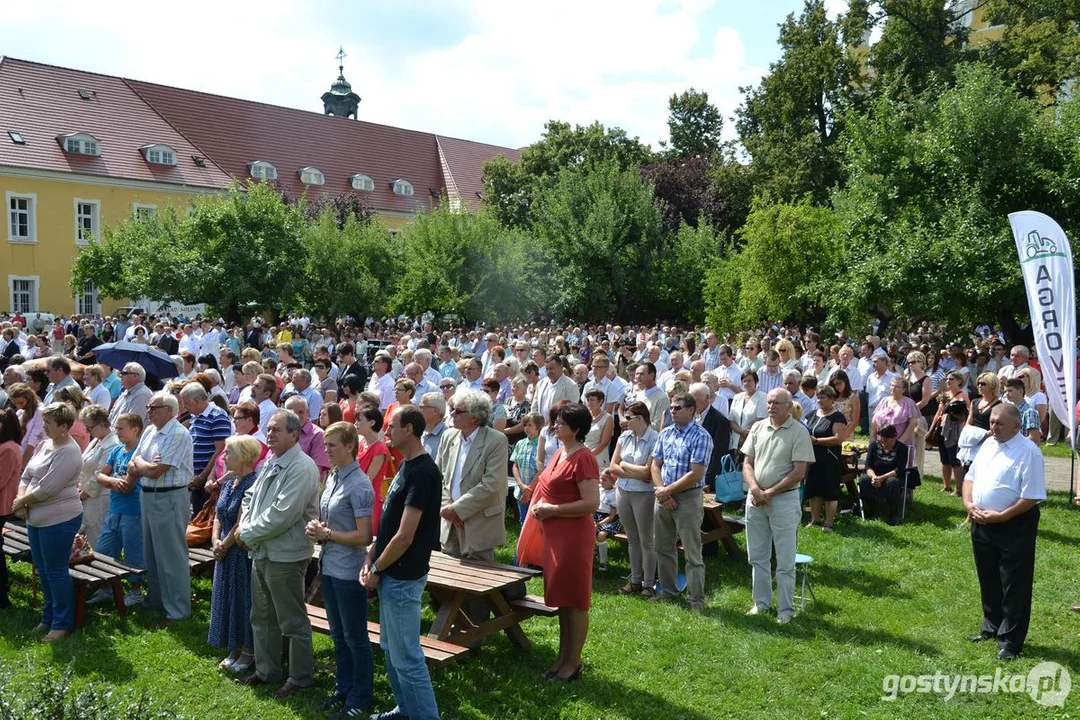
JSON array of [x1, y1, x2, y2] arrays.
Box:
[[827, 345, 864, 393], [713, 346, 744, 416], [865, 356, 897, 426], [657, 351, 685, 391], [962, 403, 1045, 660], [996, 345, 1037, 391], [533, 356, 580, 420], [178, 324, 201, 357], [252, 374, 279, 435]]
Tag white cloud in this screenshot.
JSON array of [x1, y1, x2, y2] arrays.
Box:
[[0, 0, 766, 150]]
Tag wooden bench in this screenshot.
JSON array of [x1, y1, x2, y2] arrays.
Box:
[[610, 498, 745, 555], [188, 546, 216, 576], [3, 524, 145, 628], [306, 603, 469, 668], [509, 595, 557, 617]]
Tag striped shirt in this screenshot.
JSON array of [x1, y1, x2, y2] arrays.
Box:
[[651, 420, 714, 489], [135, 418, 194, 489], [757, 367, 785, 395], [190, 404, 231, 475]]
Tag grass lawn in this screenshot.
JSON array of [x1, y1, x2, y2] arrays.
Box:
[[2, 478, 1079, 719]]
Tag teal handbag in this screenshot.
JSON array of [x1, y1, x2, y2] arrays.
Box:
[[713, 454, 745, 504]]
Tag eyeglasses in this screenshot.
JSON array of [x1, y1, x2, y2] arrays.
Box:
[[147, 405, 166, 411], [121, 371, 138, 376], [450, 408, 466, 415]]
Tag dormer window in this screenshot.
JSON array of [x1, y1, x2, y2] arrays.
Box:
[[140, 144, 177, 166], [58, 132, 100, 156], [391, 179, 414, 196], [299, 167, 325, 186], [350, 173, 374, 192], [248, 160, 277, 181]]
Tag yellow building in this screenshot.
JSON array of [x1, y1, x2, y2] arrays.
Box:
[[952, 0, 1006, 47], [1, 56, 519, 316], [0, 58, 231, 314]]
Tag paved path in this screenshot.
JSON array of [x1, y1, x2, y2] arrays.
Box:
[[922, 447, 1076, 495]]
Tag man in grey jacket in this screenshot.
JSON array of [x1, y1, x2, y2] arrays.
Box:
[[237, 409, 320, 698]]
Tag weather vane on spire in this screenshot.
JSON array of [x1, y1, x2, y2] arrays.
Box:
[[336, 46, 347, 76]]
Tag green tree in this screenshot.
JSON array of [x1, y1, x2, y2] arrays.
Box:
[[869, 0, 973, 96], [72, 183, 309, 321], [982, 0, 1080, 102], [482, 120, 654, 228], [826, 62, 1075, 336], [389, 203, 537, 324], [652, 218, 725, 324], [298, 210, 400, 320], [662, 88, 723, 159], [725, 197, 839, 327], [736, 0, 860, 203], [533, 159, 664, 321]]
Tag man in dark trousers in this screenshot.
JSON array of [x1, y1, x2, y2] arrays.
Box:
[[362, 406, 442, 720], [962, 403, 1046, 660]]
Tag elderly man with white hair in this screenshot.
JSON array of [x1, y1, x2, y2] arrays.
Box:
[[127, 391, 194, 623], [418, 391, 448, 458], [283, 396, 330, 477], [404, 362, 439, 402], [110, 362, 153, 426], [287, 368, 323, 419], [414, 348, 441, 386], [741, 388, 815, 624]]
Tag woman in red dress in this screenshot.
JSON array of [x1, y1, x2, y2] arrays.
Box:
[[355, 406, 389, 531], [526, 402, 600, 682]]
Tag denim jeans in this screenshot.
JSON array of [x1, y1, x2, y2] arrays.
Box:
[[96, 512, 144, 572], [27, 514, 82, 631], [378, 574, 440, 720], [322, 574, 373, 711], [516, 498, 530, 528]]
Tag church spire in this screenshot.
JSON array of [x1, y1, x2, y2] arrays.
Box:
[[322, 46, 361, 119]]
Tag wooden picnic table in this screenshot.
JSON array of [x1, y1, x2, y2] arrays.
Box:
[[424, 551, 552, 651], [700, 496, 745, 555], [2, 523, 145, 628]]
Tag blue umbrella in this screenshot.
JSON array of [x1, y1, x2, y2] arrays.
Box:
[[93, 341, 178, 379]]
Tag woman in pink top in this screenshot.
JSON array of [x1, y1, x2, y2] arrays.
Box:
[[13, 402, 84, 642], [355, 406, 389, 531], [871, 377, 921, 468], [0, 407, 23, 609]]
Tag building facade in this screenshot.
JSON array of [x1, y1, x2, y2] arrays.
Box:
[[1, 56, 520, 315]]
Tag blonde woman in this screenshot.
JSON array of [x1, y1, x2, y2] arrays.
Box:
[[775, 339, 798, 370], [904, 351, 934, 477], [1018, 367, 1048, 438]]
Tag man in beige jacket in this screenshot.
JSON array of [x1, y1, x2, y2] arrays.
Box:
[[237, 408, 319, 698]]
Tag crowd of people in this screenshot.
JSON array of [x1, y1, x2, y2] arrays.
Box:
[[0, 309, 1067, 714]]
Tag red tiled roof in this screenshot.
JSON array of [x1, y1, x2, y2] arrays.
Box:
[[437, 135, 520, 212], [0, 57, 232, 189], [127, 79, 448, 215]]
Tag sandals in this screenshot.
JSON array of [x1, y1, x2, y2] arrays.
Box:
[[640, 587, 655, 599], [619, 583, 643, 595], [822, 523, 834, 533]]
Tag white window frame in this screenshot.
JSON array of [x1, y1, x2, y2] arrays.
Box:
[[299, 166, 325, 186], [141, 144, 177, 166], [392, 179, 414, 196], [74, 198, 101, 245], [350, 173, 375, 192], [133, 203, 157, 222], [76, 278, 100, 315], [248, 160, 278, 181], [8, 275, 39, 313], [58, 132, 101, 156], [7, 191, 37, 243]]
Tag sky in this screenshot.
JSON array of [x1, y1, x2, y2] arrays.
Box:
[[0, 0, 850, 150]]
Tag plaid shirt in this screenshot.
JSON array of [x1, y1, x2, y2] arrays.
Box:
[[652, 420, 714, 489], [511, 437, 539, 487], [1014, 399, 1041, 439]]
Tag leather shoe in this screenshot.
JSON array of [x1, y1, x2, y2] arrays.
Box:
[[966, 633, 993, 642], [1071, 604, 1080, 613], [235, 673, 267, 687], [272, 681, 307, 699], [997, 648, 1019, 661]]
